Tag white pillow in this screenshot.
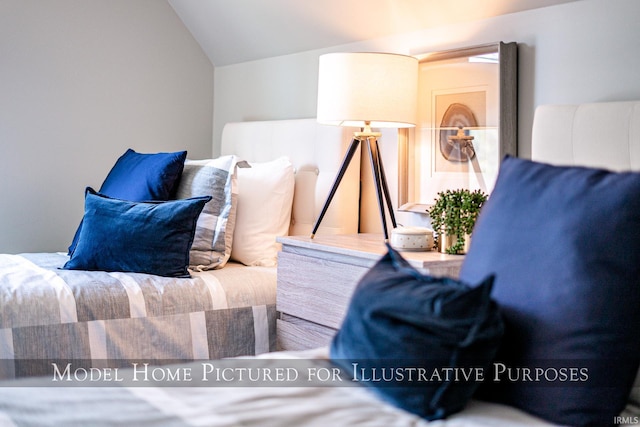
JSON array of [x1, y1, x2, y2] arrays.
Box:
[[231, 157, 295, 267]]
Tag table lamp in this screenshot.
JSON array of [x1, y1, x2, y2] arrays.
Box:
[[311, 52, 418, 241]]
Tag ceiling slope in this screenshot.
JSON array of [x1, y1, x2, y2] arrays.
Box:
[[168, 0, 583, 66]]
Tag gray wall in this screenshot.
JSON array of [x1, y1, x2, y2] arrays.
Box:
[[212, 0, 640, 161], [0, 0, 213, 253]]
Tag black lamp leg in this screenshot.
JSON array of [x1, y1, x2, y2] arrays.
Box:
[[366, 137, 391, 241], [373, 138, 397, 229], [310, 137, 361, 238]]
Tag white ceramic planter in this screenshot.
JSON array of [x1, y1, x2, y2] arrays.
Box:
[[390, 226, 434, 252]]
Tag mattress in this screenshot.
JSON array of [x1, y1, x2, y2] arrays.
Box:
[[0, 253, 277, 379]]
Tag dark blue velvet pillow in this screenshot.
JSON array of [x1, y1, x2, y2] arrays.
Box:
[[330, 245, 503, 420], [63, 188, 210, 278], [68, 149, 187, 255], [460, 156, 640, 427], [99, 148, 187, 200]]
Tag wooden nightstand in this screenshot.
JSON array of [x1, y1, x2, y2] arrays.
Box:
[[276, 233, 465, 351]]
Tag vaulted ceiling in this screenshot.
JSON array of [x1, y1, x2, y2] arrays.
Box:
[[168, 0, 582, 67]]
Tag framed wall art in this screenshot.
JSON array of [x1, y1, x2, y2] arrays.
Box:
[[398, 42, 517, 210]]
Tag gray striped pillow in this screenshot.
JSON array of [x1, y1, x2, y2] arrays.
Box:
[[174, 156, 238, 270]]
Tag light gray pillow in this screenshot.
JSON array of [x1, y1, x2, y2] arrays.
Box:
[[175, 156, 238, 270]]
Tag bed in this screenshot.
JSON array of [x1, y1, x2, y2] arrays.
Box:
[[0, 118, 360, 380], [0, 101, 640, 427]]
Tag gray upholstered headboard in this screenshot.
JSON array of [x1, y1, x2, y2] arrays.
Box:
[[532, 101, 640, 171], [220, 118, 360, 237]]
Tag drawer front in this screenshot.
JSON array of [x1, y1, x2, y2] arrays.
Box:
[[277, 318, 336, 351], [277, 251, 366, 329], [425, 264, 463, 278]]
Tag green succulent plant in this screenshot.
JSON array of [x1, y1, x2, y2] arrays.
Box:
[[428, 188, 488, 254]]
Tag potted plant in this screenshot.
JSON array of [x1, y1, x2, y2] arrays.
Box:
[[428, 188, 488, 254]]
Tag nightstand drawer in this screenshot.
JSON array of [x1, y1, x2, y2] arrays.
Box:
[[277, 251, 365, 329], [276, 317, 336, 351]]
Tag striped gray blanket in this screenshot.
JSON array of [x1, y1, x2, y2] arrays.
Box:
[[0, 253, 276, 379]]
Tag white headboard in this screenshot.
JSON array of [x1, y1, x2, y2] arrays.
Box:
[[220, 118, 360, 236], [532, 101, 640, 171]]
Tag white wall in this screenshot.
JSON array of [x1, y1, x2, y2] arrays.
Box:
[[0, 0, 213, 253], [212, 0, 640, 225], [214, 0, 640, 155]]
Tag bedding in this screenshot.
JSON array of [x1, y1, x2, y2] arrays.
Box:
[[0, 148, 274, 381], [0, 252, 276, 380]]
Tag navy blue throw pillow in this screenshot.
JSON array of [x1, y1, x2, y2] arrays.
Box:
[[460, 156, 640, 427], [68, 149, 187, 255], [99, 148, 187, 200], [330, 245, 503, 420], [63, 188, 210, 278]]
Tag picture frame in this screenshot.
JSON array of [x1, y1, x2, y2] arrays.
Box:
[[398, 42, 518, 210]]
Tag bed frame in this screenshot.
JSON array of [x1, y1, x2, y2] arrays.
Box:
[[532, 101, 640, 170]]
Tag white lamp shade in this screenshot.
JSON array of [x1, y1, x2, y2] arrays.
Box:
[[317, 52, 418, 129]]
